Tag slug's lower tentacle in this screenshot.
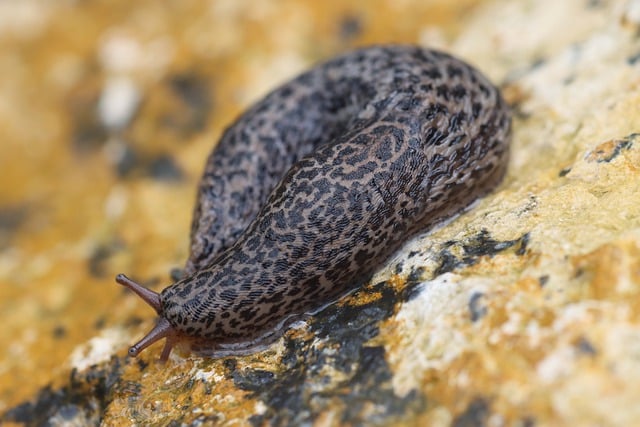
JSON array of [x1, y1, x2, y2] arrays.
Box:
[[128, 318, 174, 359]]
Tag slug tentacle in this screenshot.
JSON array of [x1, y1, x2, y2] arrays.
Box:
[[128, 317, 175, 362], [116, 274, 178, 361], [116, 274, 162, 314], [115, 45, 511, 361]]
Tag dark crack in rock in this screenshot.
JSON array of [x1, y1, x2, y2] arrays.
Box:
[[146, 154, 185, 182], [228, 279, 426, 426], [87, 239, 125, 278], [0, 203, 28, 249], [435, 229, 530, 276], [585, 133, 637, 163], [453, 398, 490, 427], [338, 14, 363, 41], [468, 291, 488, 322], [0, 358, 124, 427], [162, 74, 213, 136]]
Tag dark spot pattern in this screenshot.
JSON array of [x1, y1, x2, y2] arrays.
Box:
[[435, 230, 528, 276], [0, 204, 28, 249], [558, 167, 572, 177], [164, 74, 213, 135], [468, 292, 487, 322], [453, 398, 490, 427], [146, 154, 184, 182], [87, 240, 124, 278], [538, 275, 550, 287], [575, 336, 597, 356], [0, 359, 123, 425], [157, 45, 511, 356], [338, 14, 363, 41], [585, 133, 637, 163]]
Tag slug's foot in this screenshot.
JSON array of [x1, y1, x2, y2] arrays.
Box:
[[188, 313, 310, 358], [116, 273, 178, 362]]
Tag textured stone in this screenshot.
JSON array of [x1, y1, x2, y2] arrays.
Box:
[[1, 0, 639, 426]]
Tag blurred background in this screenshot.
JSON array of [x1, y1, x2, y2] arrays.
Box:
[[0, 0, 484, 412]]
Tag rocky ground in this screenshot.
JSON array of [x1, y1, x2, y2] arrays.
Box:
[[1, 0, 640, 425]]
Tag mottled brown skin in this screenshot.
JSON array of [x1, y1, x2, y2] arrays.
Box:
[[116, 45, 511, 361]]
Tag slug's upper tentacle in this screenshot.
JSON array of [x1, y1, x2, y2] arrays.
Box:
[[116, 274, 162, 313]]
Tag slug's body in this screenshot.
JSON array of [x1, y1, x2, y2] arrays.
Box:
[[116, 45, 511, 361]]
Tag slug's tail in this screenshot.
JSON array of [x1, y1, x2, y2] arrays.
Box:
[[115, 273, 177, 362]]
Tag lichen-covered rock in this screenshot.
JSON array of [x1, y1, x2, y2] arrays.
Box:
[[1, 0, 640, 426]]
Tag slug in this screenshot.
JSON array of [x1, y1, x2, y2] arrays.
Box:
[[116, 45, 511, 361]]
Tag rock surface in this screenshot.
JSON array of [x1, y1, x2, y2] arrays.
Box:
[[1, 0, 640, 426]]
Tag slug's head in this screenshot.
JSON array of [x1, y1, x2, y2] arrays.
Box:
[[115, 273, 179, 362]]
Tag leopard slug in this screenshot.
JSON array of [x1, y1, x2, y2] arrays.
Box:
[[116, 45, 511, 361]]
